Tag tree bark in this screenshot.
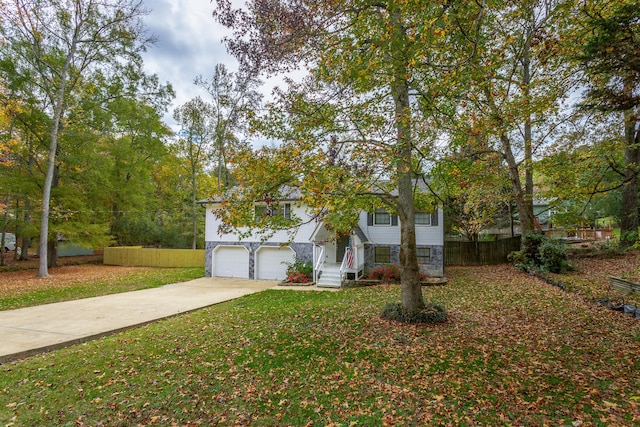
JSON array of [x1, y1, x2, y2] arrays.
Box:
[[47, 238, 58, 269], [501, 133, 535, 235], [38, 39, 76, 277], [0, 194, 9, 267], [391, 5, 424, 313], [481, 77, 535, 236], [522, 14, 534, 230], [191, 158, 198, 250], [619, 79, 639, 247]]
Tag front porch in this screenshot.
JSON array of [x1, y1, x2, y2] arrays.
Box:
[[311, 224, 366, 288]]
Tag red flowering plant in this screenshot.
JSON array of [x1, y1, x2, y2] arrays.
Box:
[[285, 259, 313, 283], [366, 264, 427, 283]]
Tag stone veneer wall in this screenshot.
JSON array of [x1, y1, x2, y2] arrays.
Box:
[[363, 244, 444, 277], [205, 241, 314, 279]]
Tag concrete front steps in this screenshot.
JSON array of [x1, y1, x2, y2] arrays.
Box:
[[316, 263, 342, 288]]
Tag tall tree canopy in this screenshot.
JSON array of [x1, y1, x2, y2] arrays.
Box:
[[214, 0, 482, 312], [577, 0, 640, 246], [174, 96, 213, 250], [0, 0, 165, 275], [453, 0, 578, 236], [195, 64, 263, 189]]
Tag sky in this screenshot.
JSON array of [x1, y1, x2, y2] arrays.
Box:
[[140, 0, 239, 130]]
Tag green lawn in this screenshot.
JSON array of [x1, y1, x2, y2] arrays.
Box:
[[1, 265, 639, 426], [0, 268, 205, 311]]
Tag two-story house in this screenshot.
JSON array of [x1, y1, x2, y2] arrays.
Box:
[[200, 189, 444, 287]]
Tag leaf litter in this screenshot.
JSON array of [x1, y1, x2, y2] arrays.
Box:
[[0, 254, 639, 425]]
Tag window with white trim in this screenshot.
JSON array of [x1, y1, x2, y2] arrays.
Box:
[[415, 212, 431, 225], [374, 246, 391, 263], [374, 209, 391, 225], [255, 203, 291, 220]]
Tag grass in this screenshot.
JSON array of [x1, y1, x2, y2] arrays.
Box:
[[0, 268, 205, 311], [1, 265, 639, 426]]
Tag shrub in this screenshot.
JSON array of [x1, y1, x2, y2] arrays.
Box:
[[507, 249, 524, 264], [520, 233, 546, 267], [367, 264, 401, 283], [381, 301, 447, 324], [285, 259, 313, 283], [367, 264, 427, 283], [539, 239, 570, 273], [511, 232, 570, 273]]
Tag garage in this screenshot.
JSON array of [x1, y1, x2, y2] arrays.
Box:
[[256, 246, 296, 280], [213, 246, 249, 278]]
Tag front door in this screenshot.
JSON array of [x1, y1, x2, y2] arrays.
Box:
[[336, 234, 350, 263]]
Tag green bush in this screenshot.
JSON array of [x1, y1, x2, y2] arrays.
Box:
[[381, 301, 447, 324], [520, 233, 546, 267], [539, 239, 569, 273], [285, 259, 313, 283], [512, 233, 570, 273], [507, 249, 524, 264]]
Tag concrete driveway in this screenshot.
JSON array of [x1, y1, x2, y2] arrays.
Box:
[[0, 277, 283, 363]]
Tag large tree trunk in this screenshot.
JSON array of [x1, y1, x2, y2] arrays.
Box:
[[522, 17, 534, 230], [482, 79, 535, 237], [38, 132, 57, 277], [38, 50, 75, 277], [398, 164, 423, 312], [619, 90, 640, 248], [391, 6, 424, 313], [501, 134, 535, 235], [47, 238, 58, 269]]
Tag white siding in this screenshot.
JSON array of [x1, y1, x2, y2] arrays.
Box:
[[357, 210, 443, 246], [204, 203, 318, 244], [205, 202, 443, 247]]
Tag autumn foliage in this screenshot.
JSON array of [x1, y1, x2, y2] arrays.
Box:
[[1, 259, 639, 425], [1, 264, 638, 425]]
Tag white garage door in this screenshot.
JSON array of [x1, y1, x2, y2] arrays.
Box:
[[256, 246, 296, 280], [213, 246, 249, 278]]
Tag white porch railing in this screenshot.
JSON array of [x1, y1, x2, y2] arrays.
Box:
[[313, 245, 325, 283], [340, 245, 363, 281]]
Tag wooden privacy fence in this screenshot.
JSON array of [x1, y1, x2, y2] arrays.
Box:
[[445, 236, 522, 265], [104, 247, 204, 268]]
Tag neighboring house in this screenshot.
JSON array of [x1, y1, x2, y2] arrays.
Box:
[[2, 233, 16, 252], [200, 190, 444, 287], [533, 199, 551, 230]]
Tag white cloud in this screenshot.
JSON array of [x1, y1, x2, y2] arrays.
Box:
[[139, 0, 304, 147], [141, 0, 238, 129]]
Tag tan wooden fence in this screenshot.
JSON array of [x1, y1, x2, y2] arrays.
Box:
[[445, 236, 522, 265], [104, 247, 204, 268]]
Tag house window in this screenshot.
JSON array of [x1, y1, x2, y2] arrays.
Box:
[[417, 248, 431, 264], [374, 209, 391, 225], [415, 212, 431, 225], [255, 203, 291, 220], [374, 246, 391, 263]]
